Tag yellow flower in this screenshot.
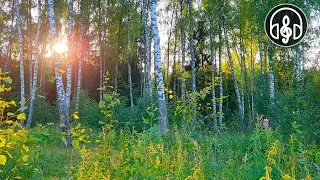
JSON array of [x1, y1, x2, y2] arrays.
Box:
[[169, 95, 174, 100], [169, 90, 173, 94], [304, 175, 311, 180], [0, 155, 6, 165], [0, 136, 6, 147], [281, 174, 291, 180]]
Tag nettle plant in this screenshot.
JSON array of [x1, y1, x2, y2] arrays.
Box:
[[98, 72, 121, 126], [176, 84, 223, 129], [0, 69, 30, 176]]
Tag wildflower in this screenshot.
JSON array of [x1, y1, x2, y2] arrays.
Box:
[[169, 90, 173, 94], [262, 118, 270, 128], [0, 136, 6, 147], [281, 174, 291, 180], [169, 95, 174, 100], [289, 135, 294, 144], [304, 175, 311, 180]]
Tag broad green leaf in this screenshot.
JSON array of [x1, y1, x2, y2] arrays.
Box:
[[49, 76, 56, 83], [47, 122, 54, 126], [72, 140, 80, 149], [44, 67, 52, 74], [2, 77, 12, 84], [61, 137, 67, 147], [37, 95, 45, 99]]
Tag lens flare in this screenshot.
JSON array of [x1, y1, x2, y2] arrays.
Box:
[[53, 41, 68, 54]]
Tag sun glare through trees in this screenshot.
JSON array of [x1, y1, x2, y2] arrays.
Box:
[[0, 0, 319, 179]]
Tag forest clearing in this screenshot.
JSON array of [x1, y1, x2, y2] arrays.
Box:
[[0, 0, 320, 179]]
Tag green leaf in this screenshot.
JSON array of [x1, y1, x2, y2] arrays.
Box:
[[99, 101, 106, 109], [47, 122, 54, 126], [7, 112, 14, 116], [72, 140, 80, 149], [44, 68, 52, 74], [22, 155, 29, 162], [37, 95, 45, 99], [61, 137, 67, 147], [49, 76, 56, 83], [2, 77, 12, 84]]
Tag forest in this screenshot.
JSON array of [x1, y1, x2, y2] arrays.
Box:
[[0, 0, 320, 179]]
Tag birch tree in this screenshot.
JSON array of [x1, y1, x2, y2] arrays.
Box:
[[65, 0, 73, 127], [144, 0, 152, 97], [16, 0, 26, 126], [180, 0, 186, 101], [222, 14, 245, 133], [26, 0, 42, 129], [218, 18, 223, 132], [48, 0, 69, 143], [98, 0, 103, 101], [268, 41, 275, 108], [127, 4, 133, 107], [187, 0, 196, 123], [188, 0, 196, 93], [150, 0, 168, 134], [209, 18, 217, 133]]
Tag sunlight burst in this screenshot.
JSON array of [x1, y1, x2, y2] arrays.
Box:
[[53, 41, 68, 54]]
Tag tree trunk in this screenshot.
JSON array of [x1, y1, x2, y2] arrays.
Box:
[[166, 5, 176, 88], [26, 0, 42, 129], [218, 19, 223, 132], [16, 0, 26, 126], [65, 0, 73, 129], [188, 0, 196, 123], [75, 26, 85, 111], [28, 0, 33, 97], [188, 0, 196, 93], [209, 19, 217, 133], [173, 13, 177, 100], [5, 0, 15, 73], [295, 45, 301, 86], [222, 15, 245, 133], [48, 0, 68, 137], [150, 0, 168, 134], [144, 0, 152, 97], [128, 12, 133, 107], [98, 0, 103, 101], [180, 0, 186, 101], [268, 41, 275, 109]]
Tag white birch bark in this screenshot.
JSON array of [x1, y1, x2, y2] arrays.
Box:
[[222, 15, 245, 132], [173, 21, 177, 99], [16, 0, 26, 126], [144, 0, 152, 97], [218, 21, 223, 132], [128, 13, 133, 107], [75, 26, 85, 111], [98, 0, 103, 101], [209, 19, 217, 133], [188, 0, 196, 93], [65, 0, 73, 132], [26, 0, 42, 129], [295, 45, 301, 85], [48, 0, 67, 133], [180, 0, 186, 101], [150, 0, 168, 134], [268, 41, 275, 107]]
